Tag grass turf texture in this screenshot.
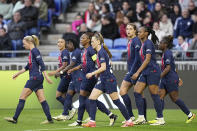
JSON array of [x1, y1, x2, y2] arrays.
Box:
[[0, 109, 196, 131]]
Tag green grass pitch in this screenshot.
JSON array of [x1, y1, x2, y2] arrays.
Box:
[[0, 109, 197, 131]]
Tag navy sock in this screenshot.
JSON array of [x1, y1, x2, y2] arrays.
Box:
[[41, 101, 52, 121], [161, 99, 165, 111], [89, 99, 97, 121], [121, 94, 134, 117], [85, 98, 90, 116], [96, 100, 110, 115], [63, 94, 73, 115], [175, 99, 190, 115], [143, 98, 147, 120], [151, 94, 163, 118], [56, 96, 65, 105], [113, 99, 130, 120], [78, 95, 87, 121], [13, 99, 25, 121], [134, 92, 144, 115]]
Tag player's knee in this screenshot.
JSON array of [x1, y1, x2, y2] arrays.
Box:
[[120, 89, 126, 96]]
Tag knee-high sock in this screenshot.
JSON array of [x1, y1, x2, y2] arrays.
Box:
[[62, 94, 73, 115], [113, 99, 130, 121], [96, 100, 111, 115], [143, 98, 147, 120], [161, 99, 165, 111], [56, 96, 65, 105], [134, 92, 144, 115], [13, 99, 25, 121], [89, 99, 97, 121], [121, 94, 134, 117], [175, 99, 190, 115], [151, 94, 163, 118], [85, 98, 90, 116], [78, 95, 87, 121], [41, 101, 52, 121]]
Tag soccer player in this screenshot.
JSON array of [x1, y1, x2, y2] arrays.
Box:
[[67, 32, 117, 126], [4, 35, 53, 124], [157, 35, 195, 123], [48, 39, 71, 107], [53, 39, 82, 120], [82, 32, 134, 127], [132, 27, 165, 125], [120, 23, 147, 123]]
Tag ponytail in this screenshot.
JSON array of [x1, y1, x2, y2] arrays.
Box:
[[23, 35, 39, 47], [94, 32, 112, 58], [144, 27, 159, 45]]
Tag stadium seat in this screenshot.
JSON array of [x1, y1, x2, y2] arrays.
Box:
[[110, 49, 125, 61], [49, 51, 59, 57], [104, 38, 113, 49], [113, 38, 128, 49], [53, 0, 61, 17], [39, 9, 53, 28]]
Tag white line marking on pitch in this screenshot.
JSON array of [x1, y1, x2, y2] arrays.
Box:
[[24, 127, 83, 131]]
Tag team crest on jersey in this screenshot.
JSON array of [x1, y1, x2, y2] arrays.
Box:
[[166, 59, 170, 63], [100, 57, 105, 61], [72, 56, 76, 59], [146, 49, 151, 52], [135, 45, 140, 48], [63, 56, 67, 59]]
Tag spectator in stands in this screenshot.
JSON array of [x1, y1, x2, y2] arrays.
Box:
[[101, 15, 119, 40], [115, 10, 124, 27], [72, 13, 83, 35], [175, 35, 189, 51], [153, 21, 165, 41], [188, 0, 197, 16], [142, 11, 154, 27], [43, 0, 55, 10], [61, 0, 70, 14], [7, 11, 25, 51], [0, 0, 13, 20], [12, 0, 24, 14], [147, 0, 156, 12], [121, 1, 130, 16], [174, 9, 194, 39], [0, 27, 12, 51], [136, 1, 148, 24], [152, 2, 165, 22], [101, 3, 114, 19], [110, 0, 122, 12], [179, 0, 190, 11], [87, 14, 101, 32], [62, 24, 78, 44], [20, 0, 39, 36], [159, 14, 173, 36], [94, 0, 104, 11], [78, 23, 89, 38], [0, 14, 7, 32], [170, 3, 182, 25], [84, 2, 97, 25], [193, 11, 197, 35], [188, 33, 197, 57], [119, 16, 130, 38]]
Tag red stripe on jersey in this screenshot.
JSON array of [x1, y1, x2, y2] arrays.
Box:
[[58, 52, 62, 68], [29, 51, 32, 69], [140, 43, 144, 61], [127, 39, 132, 60], [161, 54, 165, 70], [82, 49, 87, 69], [96, 57, 101, 68]]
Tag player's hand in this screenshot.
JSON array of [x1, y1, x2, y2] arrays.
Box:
[[12, 73, 19, 80], [86, 73, 93, 79], [46, 77, 53, 84], [55, 72, 60, 78], [48, 71, 56, 76], [131, 72, 139, 80], [178, 78, 183, 87]]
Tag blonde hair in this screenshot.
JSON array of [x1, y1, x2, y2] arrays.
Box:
[[23, 35, 39, 47], [93, 32, 112, 58]]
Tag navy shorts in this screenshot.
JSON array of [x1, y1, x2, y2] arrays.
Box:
[[138, 71, 160, 86], [160, 78, 179, 93], [24, 80, 43, 92], [57, 76, 71, 93], [68, 77, 83, 93], [124, 72, 137, 85], [80, 77, 97, 92], [94, 77, 117, 94]]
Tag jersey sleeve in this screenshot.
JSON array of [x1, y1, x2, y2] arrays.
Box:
[[98, 51, 106, 64], [62, 50, 69, 63], [71, 50, 79, 63], [164, 51, 172, 66], [145, 40, 153, 55], [89, 48, 97, 61], [33, 48, 45, 72], [24, 63, 29, 71]]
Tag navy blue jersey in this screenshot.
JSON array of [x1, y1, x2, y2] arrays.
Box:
[[81, 46, 97, 74], [70, 48, 82, 78], [25, 48, 45, 80], [139, 39, 160, 75], [161, 49, 178, 80], [59, 49, 70, 77], [127, 37, 142, 74], [96, 47, 114, 79]]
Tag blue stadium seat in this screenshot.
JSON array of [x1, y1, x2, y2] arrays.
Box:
[[49, 51, 59, 57], [39, 9, 53, 28], [110, 49, 125, 61], [104, 38, 113, 49], [113, 38, 128, 49], [53, 0, 61, 17]]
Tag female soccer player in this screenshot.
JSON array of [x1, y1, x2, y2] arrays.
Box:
[[4, 35, 53, 124], [158, 35, 195, 123], [131, 27, 165, 125], [48, 39, 71, 106], [67, 32, 117, 126], [53, 39, 82, 121], [120, 23, 147, 122], [82, 32, 134, 127]]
